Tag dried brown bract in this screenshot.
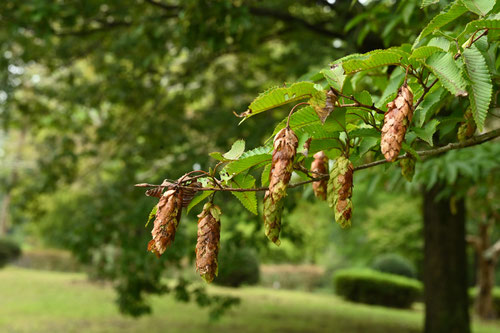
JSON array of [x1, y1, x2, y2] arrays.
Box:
[[195, 202, 221, 283], [311, 151, 328, 200], [182, 181, 202, 207], [263, 127, 298, 245], [327, 156, 353, 228], [381, 84, 414, 162], [147, 188, 183, 256]]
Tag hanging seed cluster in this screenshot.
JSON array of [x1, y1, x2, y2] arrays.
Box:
[[457, 109, 476, 142], [381, 84, 414, 162], [263, 127, 298, 245], [311, 151, 328, 200], [145, 179, 223, 283], [195, 202, 221, 283], [327, 156, 353, 228], [400, 156, 416, 182], [148, 188, 183, 256]]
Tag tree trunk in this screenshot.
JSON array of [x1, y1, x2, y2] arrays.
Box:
[[474, 222, 497, 319], [424, 184, 470, 333]]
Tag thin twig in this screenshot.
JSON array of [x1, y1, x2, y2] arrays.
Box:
[[136, 128, 500, 193], [338, 93, 385, 115], [286, 102, 310, 128]]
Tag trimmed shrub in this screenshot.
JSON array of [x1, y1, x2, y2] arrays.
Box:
[[333, 268, 422, 308], [469, 287, 500, 316], [371, 253, 417, 278], [215, 247, 259, 287], [0, 238, 22, 268]]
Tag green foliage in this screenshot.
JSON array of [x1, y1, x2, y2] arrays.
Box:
[[461, 0, 495, 16], [241, 82, 318, 120], [340, 49, 406, 74], [187, 190, 214, 214], [421, 0, 439, 9], [361, 194, 423, 265], [462, 46, 493, 131], [215, 247, 260, 287], [371, 254, 417, 279], [145, 204, 157, 227], [412, 119, 440, 145], [230, 173, 258, 215], [425, 52, 467, 96], [334, 268, 422, 308], [2, 0, 500, 320], [0, 238, 21, 268], [223, 140, 246, 160], [413, 1, 468, 47]]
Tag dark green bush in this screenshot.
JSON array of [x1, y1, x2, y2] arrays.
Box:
[[0, 238, 22, 268], [333, 268, 422, 308], [469, 287, 500, 316], [215, 247, 259, 287], [371, 253, 417, 278]]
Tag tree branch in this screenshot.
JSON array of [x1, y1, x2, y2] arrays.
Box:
[[248, 7, 342, 38], [136, 128, 500, 193], [144, 0, 179, 11], [484, 239, 500, 261]]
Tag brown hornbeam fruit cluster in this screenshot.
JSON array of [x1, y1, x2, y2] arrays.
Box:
[[457, 109, 476, 142], [327, 156, 353, 228], [148, 188, 183, 256], [263, 127, 298, 245], [195, 202, 221, 283], [381, 83, 414, 162], [311, 151, 328, 200]]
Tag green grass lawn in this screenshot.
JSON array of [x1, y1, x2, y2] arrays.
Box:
[[0, 267, 499, 333]]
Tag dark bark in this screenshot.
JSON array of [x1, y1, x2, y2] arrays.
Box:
[[424, 184, 470, 333], [473, 223, 497, 319]]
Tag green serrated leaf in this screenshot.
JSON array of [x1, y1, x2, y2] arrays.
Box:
[[187, 191, 214, 214], [427, 37, 451, 51], [230, 174, 258, 215], [410, 46, 445, 60], [223, 140, 245, 160], [412, 119, 440, 145], [309, 139, 342, 155], [376, 67, 405, 108], [413, 1, 468, 48], [348, 127, 380, 138], [321, 65, 346, 91], [358, 137, 379, 157], [425, 52, 467, 96], [222, 146, 272, 177], [462, 46, 493, 131], [261, 163, 272, 187], [341, 49, 405, 74], [421, 0, 439, 8], [413, 86, 446, 127], [145, 205, 157, 227], [272, 106, 344, 140], [461, 0, 494, 16], [240, 82, 318, 119]]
